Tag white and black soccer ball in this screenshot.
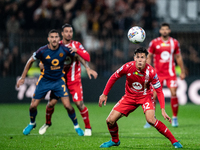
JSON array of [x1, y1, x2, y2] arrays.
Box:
[[127, 26, 146, 44]]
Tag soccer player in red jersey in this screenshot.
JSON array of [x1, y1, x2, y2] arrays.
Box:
[[144, 23, 185, 128], [39, 24, 98, 136], [99, 47, 183, 148]]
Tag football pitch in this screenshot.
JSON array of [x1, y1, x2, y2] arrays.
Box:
[[0, 103, 199, 150]]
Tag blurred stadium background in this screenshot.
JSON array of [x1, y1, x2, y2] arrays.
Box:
[[0, 0, 200, 105]]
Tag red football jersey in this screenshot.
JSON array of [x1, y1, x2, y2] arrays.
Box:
[[103, 61, 165, 109], [60, 40, 90, 83], [148, 37, 180, 78]]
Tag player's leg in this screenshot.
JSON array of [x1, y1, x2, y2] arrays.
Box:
[[69, 81, 91, 135], [99, 109, 122, 148], [168, 78, 179, 127], [145, 110, 182, 148], [144, 90, 157, 128], [75, 101, 92, 136], [23, 98, 41, 135], [100, 96, 136, 148], [61, 96, 84, 136], [39, 95, 58, 135], [169, 87, 179, 127]]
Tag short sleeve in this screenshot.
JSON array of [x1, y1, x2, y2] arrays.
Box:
[[148, 40, 154, 54], [174, 40, 181, 55]]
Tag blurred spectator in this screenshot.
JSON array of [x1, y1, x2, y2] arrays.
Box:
[[6, 15, 19, 50], [4, 0, 200, 78], [33, 0, 52, 30], [51, 8, 64, 29]]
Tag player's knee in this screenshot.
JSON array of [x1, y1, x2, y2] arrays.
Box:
[[48, 99, 57, 108], [106, 118, 115, 126], [146, 117, 156, 125], [47, 103, 55, 108], [63, 103, 73, 111], [30, 102, 37, 109], [75, 101, 85, 110], [171, 92, 176, 97]]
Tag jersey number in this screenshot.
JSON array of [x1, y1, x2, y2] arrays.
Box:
[[74, 93, 78, 100], [143, 102, 150, 111]]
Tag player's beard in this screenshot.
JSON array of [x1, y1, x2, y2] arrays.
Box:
[[51, 41, 58, 49], [162, 33, 169, 38], [65, 37, 71, 42]]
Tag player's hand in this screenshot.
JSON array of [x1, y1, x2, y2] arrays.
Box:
[[16, 77, 25, 88], [86, 67, 98, 79], [68, 46, 77, 53], [99, 94, 107, 107], [39, 62, 44, 70], [161, 108, 171, 123], [179, 72, 186, 80]]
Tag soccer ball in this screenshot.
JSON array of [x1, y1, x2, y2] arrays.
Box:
[[127, 26, 146, 44]]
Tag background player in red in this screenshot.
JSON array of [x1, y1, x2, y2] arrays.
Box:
[[144, 23, 186, 128], [39, 24, 98, 136], [98, 47, 182, 148]]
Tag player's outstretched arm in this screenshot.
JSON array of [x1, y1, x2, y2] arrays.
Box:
[[16, 56, 35, 88], [76, 54, 98, 79], [99, 94, 108, 107], [161, 108, 171, 123], [85, 67, 98, 79]]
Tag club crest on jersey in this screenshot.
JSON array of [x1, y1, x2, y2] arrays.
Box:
[[132, 82, 142, 90], [133, 71, 143, 77], [59, 53, 64, 57]]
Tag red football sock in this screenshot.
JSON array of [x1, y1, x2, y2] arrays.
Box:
[[46, 106, 54, 125], [80, 106, 91, 129], [171, 96, 178, 117], [107, 122, 119, 143], [154, 120, 178, 144]]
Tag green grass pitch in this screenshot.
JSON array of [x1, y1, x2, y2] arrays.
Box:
[[0, 103, 199, 150]]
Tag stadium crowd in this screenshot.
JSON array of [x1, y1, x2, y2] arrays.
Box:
[[0, 0, 199, 77]]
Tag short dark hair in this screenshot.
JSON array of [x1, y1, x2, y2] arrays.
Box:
[[48, 29, 59, 36], [62, 23, 72, 31], [160, 22, 170, 29], [134, 47, 148, 57]]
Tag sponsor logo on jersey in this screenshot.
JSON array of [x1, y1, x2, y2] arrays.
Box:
[[46, 55, 51, 59], [161, 43, 170, 47], [161, 51, 170, 60], [59, 53, 64, 57], [132, 82, 142, 90], [133, 71, 143, 77]]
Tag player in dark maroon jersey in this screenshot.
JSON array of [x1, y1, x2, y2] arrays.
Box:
[[145, 23, 185, 128], [39, 24, 98, 136], [98, 47, 182, 148]]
